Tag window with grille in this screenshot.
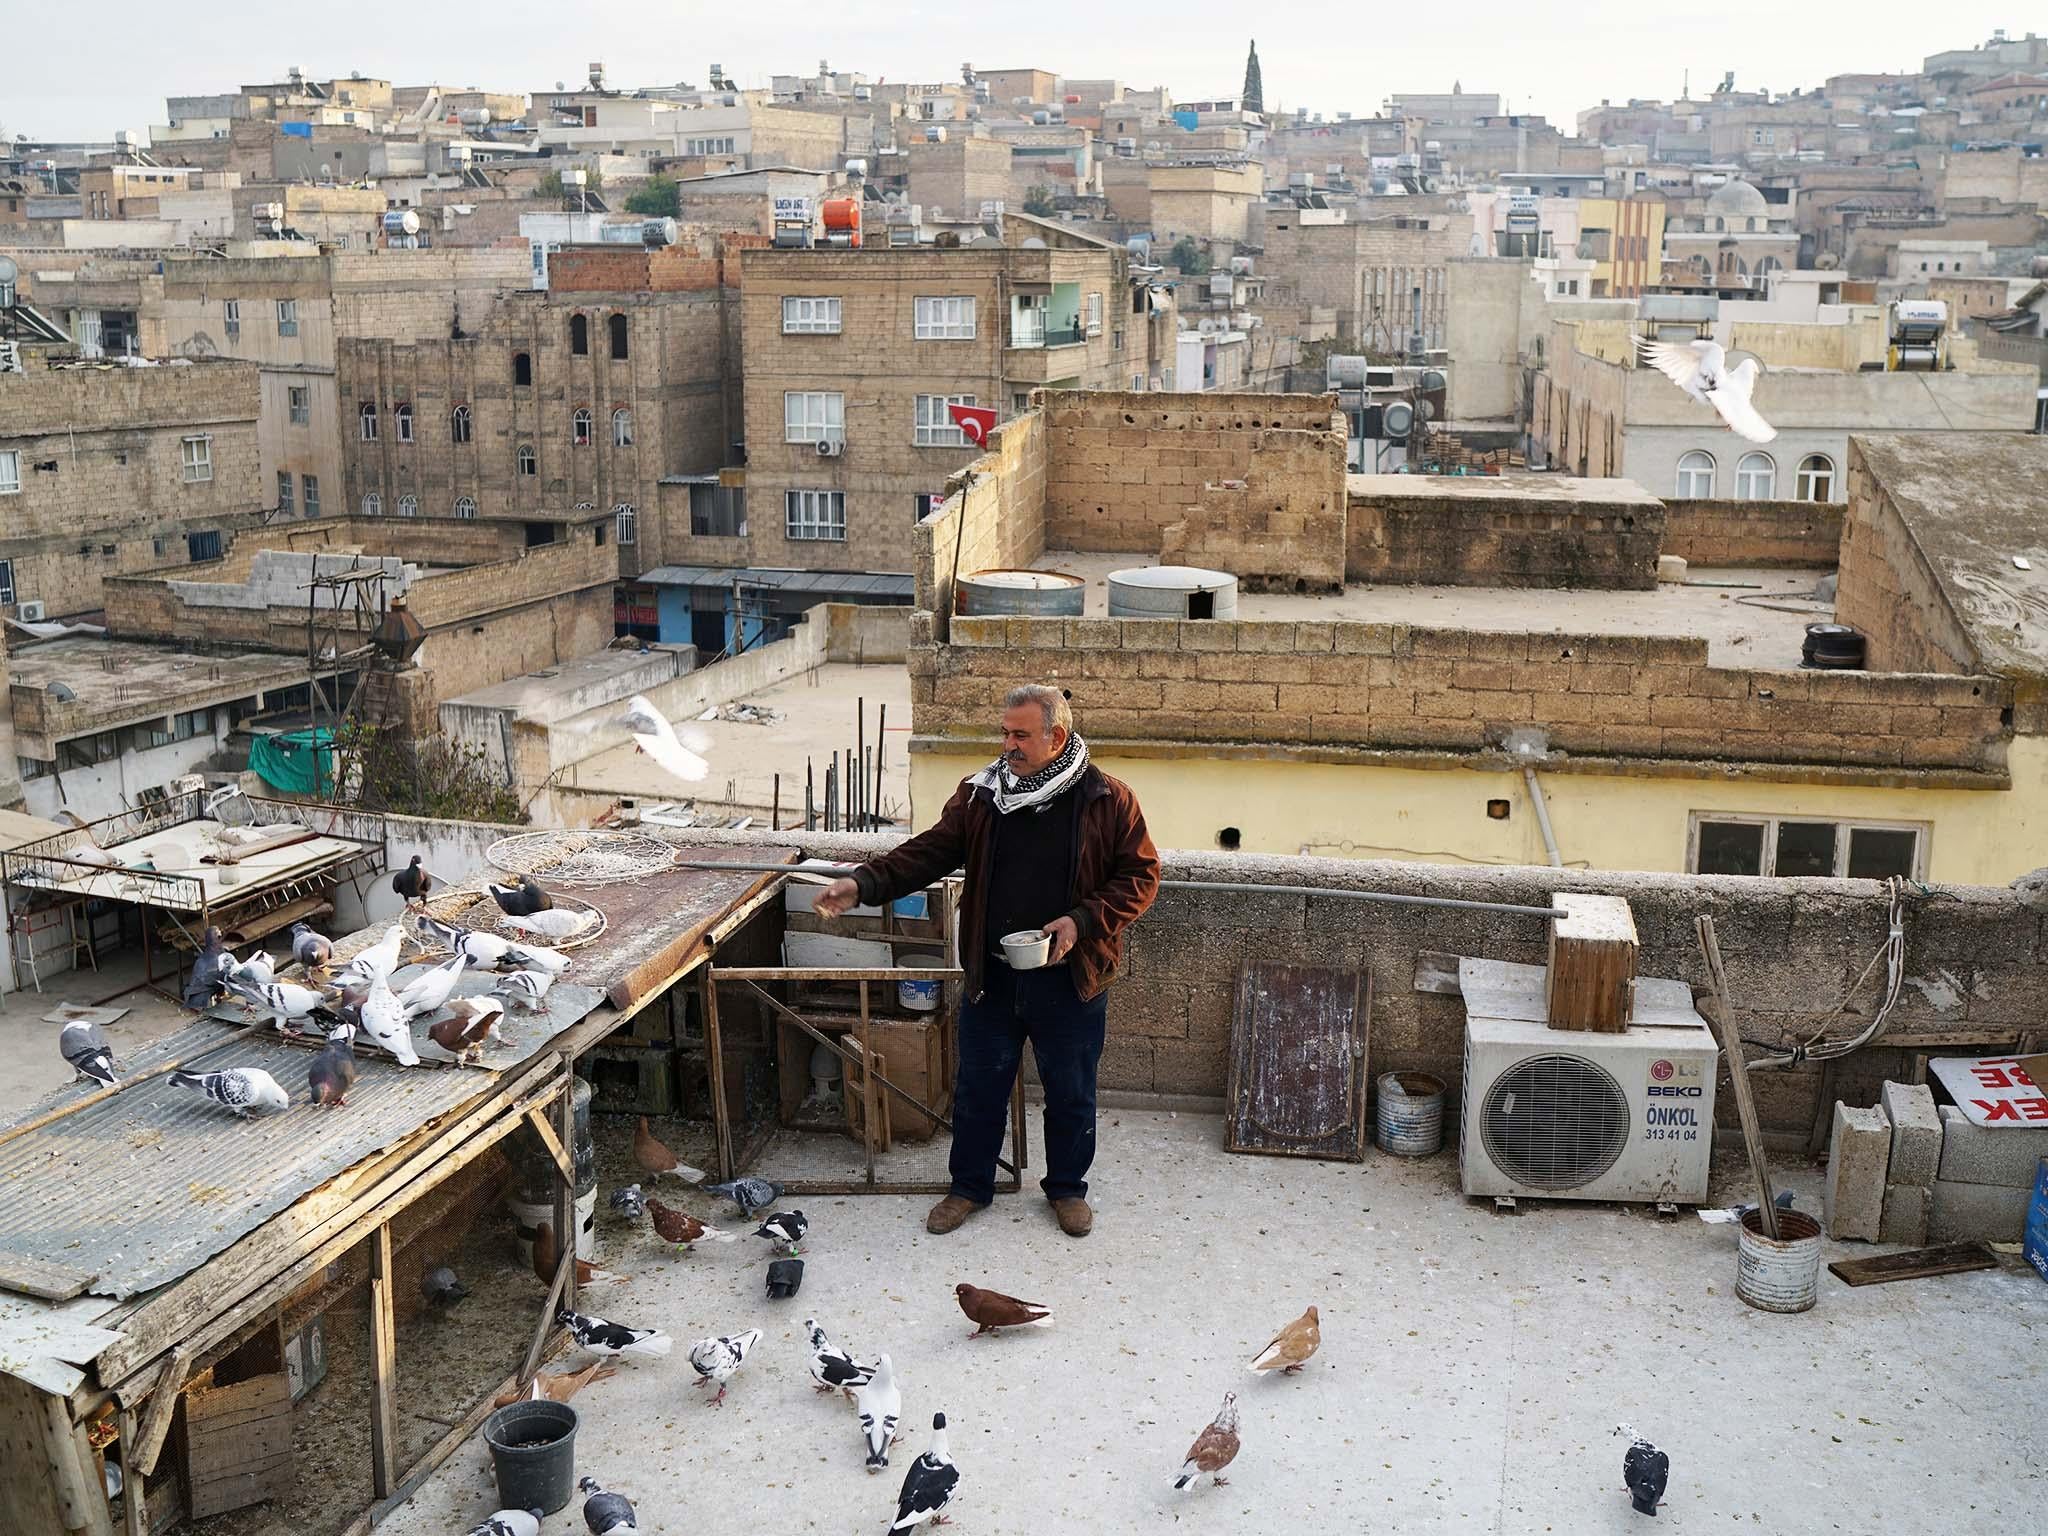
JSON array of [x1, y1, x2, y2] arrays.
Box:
[[784, 391, 844, 443], [614, 503, 637, 544], [689, 483, 746, 537], [395, 403, 413, 443], [181, 435, 213, 482], [785, 488, 846, 541], [914, 296, 976, 339], [782, 296, 842, 334], [288, 386, 309, 425], [277, 471, 293, 515], [397, 494, 418, 517], [613, 407, 633, 447], [451, 404, 472, 443], [1690, 814, 1924, 880], [0, 559, 13, 605], [573, 408, 593, 446], [454, 495, 477, 519], [144, 708, 213, 749], [301, 474, 319, 517], [914, 393, 977, 447], [362, 492, 382, 516], [1085, 292, 1103, 335]]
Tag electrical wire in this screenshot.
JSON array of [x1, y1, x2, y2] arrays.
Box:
[[1746, 876, 1908, 1068]]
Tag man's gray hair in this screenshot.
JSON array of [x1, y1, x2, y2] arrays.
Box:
[[1004, 684, 1072, 736]]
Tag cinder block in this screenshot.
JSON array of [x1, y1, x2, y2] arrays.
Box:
[[1928, 1178, 2028, 1244], [1936, 1104, 2048, 1187], [1880, 1080, 1942, 1186], [1879, 1184, 1930, 1247], [1824, 1102, 1891, 1241]]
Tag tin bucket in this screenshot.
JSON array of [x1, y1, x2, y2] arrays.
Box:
[[1376, 1071, 1445, 1157], [898, 952, 943, 1012], [1736, 1206, 1821, 1313]]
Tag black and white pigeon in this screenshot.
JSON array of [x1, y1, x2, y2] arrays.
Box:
[[609, 1184, 647, 1222], [463, 1511, 542, 1536], [752, 1209, 807, 1255], [856, 1352, 902, 1470], [421, 1265, 468, 1306], [804, 1318, 876, 1398], [490, 875, 553, 917], [183, 927, 234, 1010], [224, 976, 333, 1035], [704, 1176, 785, 1220], [59, 1020, 117, 1086], [687, 1328, 762, 1408], [170, 1067, 290, 1117], [558, 1308, 672, 1361], [417, 915, 516, 972], [577, 1476, 638, 1535], [290, 921, 332, 972], [500, 942, 571, 977], [889, 1412, 961, 1532], [493, 969, 555, 1012], [1616, 1424, 1669, 1516]]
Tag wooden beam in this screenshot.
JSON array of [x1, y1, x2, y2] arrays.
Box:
[[127, 1340, 195, 1478], [1696, 915, 1780, 1240], [1547, 893, 1637, 1032], [522, 1106, 574, 1185], [0, 1253, 99, 1302], [523, 1251, 574, 1384], [701, 968, 734, 1183], [0, 1373, 73, 1536], [859, 979, 876, 1189], [41, 1389, 114, 1536], [553, 1079, 577, 1317], [711, 965, 962, 981], [1828, 1242, 1997, 1287], [368, 1225, 398, 1499], [116, 1407, 142, 1536]]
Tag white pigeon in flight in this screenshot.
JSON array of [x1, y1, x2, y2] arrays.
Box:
[[618, 695, 711, 784], [1634, 336, 1776, 443]]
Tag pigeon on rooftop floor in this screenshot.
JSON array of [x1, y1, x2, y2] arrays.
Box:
[[687, 1327, 762, 1407], [493, 968, 555, 1012], [500, 941, 571, 976], [59, 1020, 116, 1087], [228, 950, 276, 986], [765, 1258, 804, 1298], [752, 1209, 807, 1255], [703, 1175, 784, 1219], [608, 1183, 647, 1222], [577, 1476, 638, 1535], [463, 1510, 543, 1536], [1174, 1391, 1241, 1489], [1249, 1305, 1320, 1374], [489, 875, 553, 916], [649, 1197, 736, 1252], [889, 1412, 960, 1532], [856, 1352, 902, 1470], [420, 1264, 468, 1306], [804, 1318, 875, 1399], [307, 1023, 357, 1107], [428, 996, 506, 1063], [558, 1308, 670, 1360], [225, 976, 333, 1035], [184, 926, 234, 1010], [954, 1283, 1052, 1338], [1617, 1425, 1669, 1516], [632, 1117, 705, 1184], [290, 921, 332, 973]]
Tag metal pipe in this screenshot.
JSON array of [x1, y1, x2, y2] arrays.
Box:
[[1522, 765, 1564, 868], [667, 860, 1564, 919]]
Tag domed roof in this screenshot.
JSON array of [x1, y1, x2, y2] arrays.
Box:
[[1705, 179, 1768, 217]]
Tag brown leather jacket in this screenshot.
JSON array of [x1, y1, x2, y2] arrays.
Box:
[[850, 764, 1160, 1002]]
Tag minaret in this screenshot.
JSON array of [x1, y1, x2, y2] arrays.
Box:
[[1242, 40, 1264, 115]]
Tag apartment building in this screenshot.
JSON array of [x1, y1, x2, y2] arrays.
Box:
[[1261, 209, 1472, 354]]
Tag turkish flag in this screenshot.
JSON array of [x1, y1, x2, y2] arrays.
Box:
[[948, 403, 998, 447]]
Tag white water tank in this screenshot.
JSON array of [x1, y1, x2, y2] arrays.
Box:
[[382, 209, 421, 236], [1107, 566, 1238, 620], [956, 569, 1086, 617]]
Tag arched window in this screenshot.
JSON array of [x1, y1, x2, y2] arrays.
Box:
[[517, 444, 536, 476], [1735, 451, 1776, 499], [570, 313, 589, 355], [1796, 454, 1836, 502], [454, 495, 477, 519], [612, 406, 633, 447], [572, 407, 593, 446], [1675, 449, 1715, 498], [451, 404, 472, 443], [608, 313, 628, 360], [394, 403, 414, 443], [513, 351, 532, 386], [362, 492, 382, 516], [614, 503, 637, 545], [397, 493, 418, 517], [359, 401, 378, 441]]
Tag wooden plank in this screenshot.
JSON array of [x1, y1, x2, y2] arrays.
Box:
[[0, 1372, 72, 1536], [117, 1406, 143, 1536], [42, 1386, 114, 1536], [522, 1256, 573, 1384], [0, 1252, 99, 1302], [1225, 962, 1371, 1161], [181, 1374, 290, 1520], [701, 968, 735, 1183], [595, 848, 796, 1010], [521, 1106, 574, 1185], [1827, 1242, 1998, 1287], [1546, 893, 1637, 1031], [1412, 950, 1463, 996], [859, 980, 875, 1188], [128, 1340, 195, 1477], [712, 966, 962, 981], [368, 1225, 397, 1499], [1696, 916, 1780, 1240], [553, 1080, 577, 1317]]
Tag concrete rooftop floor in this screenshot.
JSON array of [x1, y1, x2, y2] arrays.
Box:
[[375, 1111, 2044, 1536], [1032, 552, 1834, 670], [0, 950, 195, 1120]]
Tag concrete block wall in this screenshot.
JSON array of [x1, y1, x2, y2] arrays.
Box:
[[1160, 427, 1348, 591], [1836, 442, 1980, 677], [1878, 1080, 1940, 1245], [916, 614, 2012, 774], [1661, 499, 1844, 569], [1344, 476, 1666, 590], [913, 410, 1050, 635]]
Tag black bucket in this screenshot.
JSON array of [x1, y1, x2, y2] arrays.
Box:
[[482, 1400, 579, 1515]]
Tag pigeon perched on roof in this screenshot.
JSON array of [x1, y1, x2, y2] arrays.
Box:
[[307, 1023, 357, 1107], [493, 969, 555, 1012], [428, 996, 506, 1063], [1617, 1425, 1669, 1516], [688, 1328, 762, 1407], [1634, 336, 1776, 443], [558, 1308, 671, 1360], [649, 1197, 737, 1252], [420, 1265, 468, 1306], [703, 1176, 784, 1220], [334, 924, 406, 989], [490, 876, 553, 917], [224, 977, 333, 1035], [391, 854, 435, 908], [618, 695, 711, 785], [463, 1510, 543, 1536], [170, 1067, 290, 1117], [856, 1352, 902, 1470], [804, 1318, 875, 1399], [954, 1283, 1052, 1338], [888, 1412, 960, 1532], [341, 975, 421, 1066], [577, 1476, 638, 1535], [752, 1209, 807, 1255], [228, 950, 276, 986], [396, 952, 470, 1021], [608, 1184, 647, 1222], [500, 941, 571, 977], [289, 921, 332, 973], [503, 908, 596, 943], [59, 1020, 117, 1087], [1174, 1391, 1241, 1489], [1250, 1305, 1320, 1374], [765, 1258, 804, 1298], [632, 1117, 705, 1184], [184, 927, 235, 1010]]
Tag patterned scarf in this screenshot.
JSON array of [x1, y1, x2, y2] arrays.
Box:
[[972, 731, 1090, 815]]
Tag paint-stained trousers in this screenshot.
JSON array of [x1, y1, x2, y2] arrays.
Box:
[[948, 960, 1108, 1206]]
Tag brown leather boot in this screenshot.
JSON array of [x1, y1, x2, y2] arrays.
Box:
[[1051, 1198, 1093, 1237], [925, 1195, 984, 1234]]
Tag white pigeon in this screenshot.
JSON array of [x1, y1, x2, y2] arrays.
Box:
[[688, 1328, 762, 1408], [334, 924, 406, 988], [856, 1352, 903, 1471], [889, 1412, 961, 1534], [501, 942, 571, 977], [349, 975, 422, 1066], [619, 695, 711, 784], [225, 977, 332, 1034], [395, 952, 470, 1021], [228, 950, 276, 986], [502, 908, 595, 943], [170, 1067, 291, 1117], [1634, 335, 1776, 443], [493, 969, 555, 1011], [805, 1318, 876, 1399], [463, 1512, 542, 1536]]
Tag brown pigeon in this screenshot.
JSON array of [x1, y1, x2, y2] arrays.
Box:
[[648, 1197, 737, 1253], [426, 997, 505, 1064], [533, 1221, 610, 1288], [492, 1360, 617, 1409], [954, 1282, 1052, 1338], [1174, 1391, 1241, 1488], [1249, 1305, 1320, 1375], [633, 1116, 706, 1183]]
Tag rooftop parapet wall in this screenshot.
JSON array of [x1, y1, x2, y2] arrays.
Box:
[[1662, 498, 1844, 569], [913, 616, 2011, 777], [1345, 475, 1665, 590]]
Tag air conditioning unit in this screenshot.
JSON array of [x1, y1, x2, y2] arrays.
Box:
[[17, 600, 46, 622], [815, 438, 845, 458], [1460, 1013, 1719, 1204]]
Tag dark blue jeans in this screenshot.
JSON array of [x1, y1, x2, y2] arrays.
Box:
[[950, 961, 1108, 1206]]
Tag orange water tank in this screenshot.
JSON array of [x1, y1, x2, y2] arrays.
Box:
[[821, 197, 862, 248]]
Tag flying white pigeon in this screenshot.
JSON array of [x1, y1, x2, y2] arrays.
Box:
[[889, 1412, 961, 1533], [395, 952, 470, 1021], [1634, 336, 1776, 443], [688, 1328, 763, 1408], [170, 1067, 291, 1117], [346, 975, 422, 1066], [225, 976, 333, 1035], [59, 1020, 117, 1086], [558, 1307, 672, 1361], [804, 1318, 876, 1399], [501, 908, 595, 943], [618, 695, 711, 784], [856, 1352, 902, 1471]]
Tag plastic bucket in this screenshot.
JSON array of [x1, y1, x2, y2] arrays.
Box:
[[483, 1400, 579, 1515], [1376, 1071, 1446, 1157], [1736, 1206, 1821, 1313], [898, 951, 944, 1012]]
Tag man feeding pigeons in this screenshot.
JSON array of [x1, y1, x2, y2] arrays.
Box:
[[816, 684, 1160, 1239]]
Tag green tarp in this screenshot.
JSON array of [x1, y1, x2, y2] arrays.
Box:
[[249, 728, 333, 795]]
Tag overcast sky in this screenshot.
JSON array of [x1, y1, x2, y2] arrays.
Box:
[[1, 2, 2027, 144]]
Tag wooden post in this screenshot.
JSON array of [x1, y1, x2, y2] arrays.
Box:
[[859, 979, 876, 1188], [42, 1390, 114, 1536], [700, 967, 734, 1182], [117, 1406, 143, 1536], [522, 1106, 574, 1184], [1696, 915, 1780, 1239], [368, 1223, 398, 1499], [522, 1249, 574, 1384], [553, 1079, 578, 1315], [1546, 892, 1638, 1031], [1010, 1072, 1028, 1191], [128, 1339, 196, 1479]]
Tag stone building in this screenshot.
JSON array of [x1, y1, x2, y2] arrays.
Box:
[[1261, 209, 1473, 354]]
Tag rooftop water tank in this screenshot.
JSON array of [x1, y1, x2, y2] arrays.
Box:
[[1107, 566, 1238, 620], [382, 209, 421, 236], [956, 569, 1086, 617]]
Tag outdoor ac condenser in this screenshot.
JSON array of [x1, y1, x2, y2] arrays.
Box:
[[1459, 1014, 1719, 1204]]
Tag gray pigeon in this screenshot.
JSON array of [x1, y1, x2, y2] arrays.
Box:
[[704, 1176, 785, 1220], [577, 1476, 638, 1534], [59, 1020, 116, 1086], [183, 926, 233, 1010], [170, 1067, 290, 1117], [290, 921, 333, 971], [421, 1265, 468, 1306], [609, 1184, 647, 1221]]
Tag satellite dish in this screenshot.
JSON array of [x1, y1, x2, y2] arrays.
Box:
[[1383, 401, 1415, 439]]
